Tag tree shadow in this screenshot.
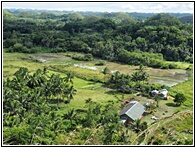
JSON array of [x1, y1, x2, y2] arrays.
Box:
[[166, 102, 177, 107], [88, 82, 107, 88], [75, 109, 87, 113], [49, 99, 63, 104], [105, 90, 119, 95], [88, 81, 98, 85], [49, 99, 70, 104]]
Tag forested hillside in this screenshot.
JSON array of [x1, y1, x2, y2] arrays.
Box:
[[178, 15, 193, 24], [3, 10, 193, 68], [3, 9, 193, 145], [4, 9, 193, 20]]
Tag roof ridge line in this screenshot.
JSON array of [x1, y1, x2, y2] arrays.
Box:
[[125, 102, 138, 114]]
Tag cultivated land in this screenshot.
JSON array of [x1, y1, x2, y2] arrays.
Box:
[[3, 9, 194, 145], [3, 52, 192, 108], [3, 52, 193, 144], [31, 52, 189, 86]]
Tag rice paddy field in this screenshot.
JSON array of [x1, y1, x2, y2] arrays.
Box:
[[29, 52, 189, 87], [3, 52, 193, 115], [3, 52, 193, 143], [3, 52, 192, 106]]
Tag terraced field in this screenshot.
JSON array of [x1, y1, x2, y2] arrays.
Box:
[[22, 52, 189, 87]]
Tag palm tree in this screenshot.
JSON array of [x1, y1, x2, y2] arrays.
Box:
[[103, 67, 110, 75], [12, 68, 30, 90], [14, 67, 29, 81], [138, 64, 144, 72], [135, 119, 141, 133], [131, 70, 149, 83], [63, 109, 76, 125], [65, 72, 74, 84], [66, 86, 77, 103], [103, 67, 111, 83]]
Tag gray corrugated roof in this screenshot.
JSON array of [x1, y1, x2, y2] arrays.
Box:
[[120, 101, 145, 121], [120, 103, 135, 116]]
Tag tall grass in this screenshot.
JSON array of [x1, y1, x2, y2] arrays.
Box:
[[3, 53, 44, 77], [170, 68, 193, 110], [166, 61, 192, 69]]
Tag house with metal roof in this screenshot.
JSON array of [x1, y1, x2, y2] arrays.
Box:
[[120, 101, 146, 125], [159, 89, 168, 99], [151, 90, 159, 96], [150, 89, 168, 99]]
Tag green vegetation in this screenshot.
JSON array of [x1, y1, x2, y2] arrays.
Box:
[[3, 52, 193, 145], [72, 53, 94, 61], [174, 93, 186, 106], [3, 68, 76, 144], [3, 9, 193, 145], [169, 68, 193, 110], [179, 15, 193, 24], [3, 10, 193, 69], [3, 53, 45, 77], [95, 60, 106, 66]]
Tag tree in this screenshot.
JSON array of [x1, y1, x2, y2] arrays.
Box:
[[84, 53, 93, 61], [108, 71, 131, 92], [154, 96, 160, 107], [131, 65, 149, 83], [83, 99, 101, 128], [103, 67, 111, 83], [67, 12, 84, 21], [103, 67, 110, 75], [65, 72, 74, 84], [3, 67, 78, 145], [4, 10, 193, 64], [174, 93, 186, 106], [63, 109, 76, 126], [12, 43, 24, 52], [136, 37, 147, 50], [66, 85, 77, 104]]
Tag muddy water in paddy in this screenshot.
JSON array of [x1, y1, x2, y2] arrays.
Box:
[[32, 53, 189, 87], [147, 68, 188, 87], [149, 77, 186, 87], [32, 53, 70, 62]]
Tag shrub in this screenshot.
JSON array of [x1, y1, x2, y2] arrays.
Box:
[[161, 63, 169, 69], [84, 54, 93, 61], [72, 54, 93, 61], [152, 138, 163, 145], [51, 47, 67, 53], [95, 60, 106, 66], [12, 43, 24, 52], [168, 63, 177, 69]]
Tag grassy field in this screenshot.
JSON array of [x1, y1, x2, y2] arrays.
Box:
[[169, 68, 193, 110], [3, 52, 193, 144], [166, 61, 192, 69], [43, 69, 131, 115], [27, 52, 189, 87], [3, 52, 193, 108], [3, 53, 45, 77]]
